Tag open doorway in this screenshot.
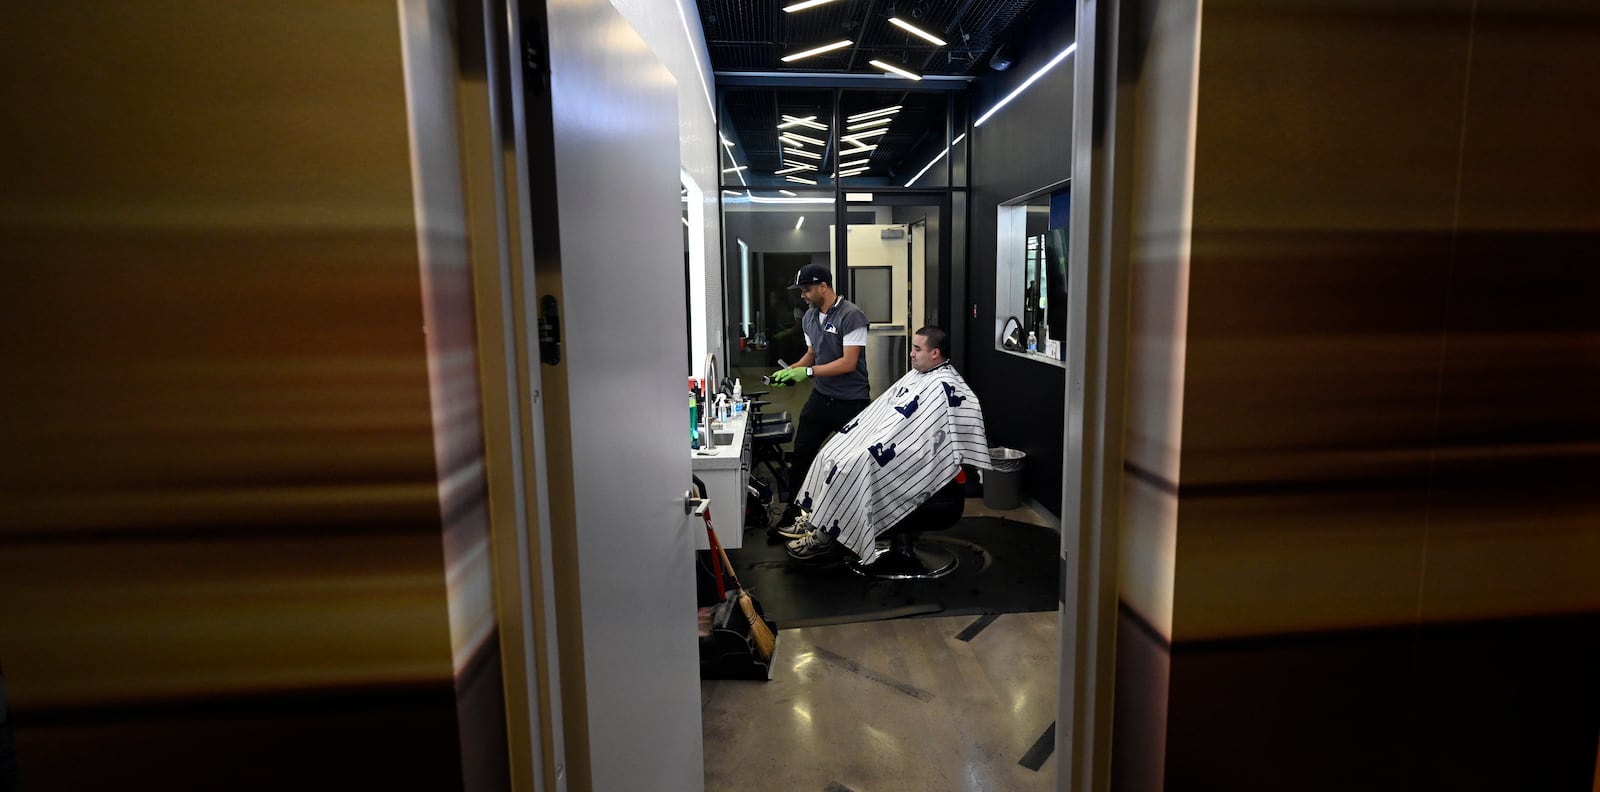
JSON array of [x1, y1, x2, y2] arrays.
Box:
[[707, 194, 1064, 791]]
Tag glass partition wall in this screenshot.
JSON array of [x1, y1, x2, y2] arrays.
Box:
[[718, 85, 967, 381]]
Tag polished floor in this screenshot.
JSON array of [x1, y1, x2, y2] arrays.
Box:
[[709, 367, 1064, 790], [704, 489, 1061, 791], [702, 608, 1061, 791]]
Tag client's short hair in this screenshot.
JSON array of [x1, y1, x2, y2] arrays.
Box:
[[915, 325, 950, 361]]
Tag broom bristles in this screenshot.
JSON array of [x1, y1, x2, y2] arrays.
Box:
[[711, 526, 776, 663], [738, 591, 776, 661]]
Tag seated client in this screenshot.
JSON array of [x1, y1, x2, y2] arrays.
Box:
[[782, 326, 991, 561]]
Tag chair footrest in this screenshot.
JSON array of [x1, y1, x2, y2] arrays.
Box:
[[847, 542, 959, 580]]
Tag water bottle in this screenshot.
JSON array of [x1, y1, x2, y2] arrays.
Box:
[[689, 389, 700, 447], [732, 379, 744, 414], [1026, 331, 1038, 353]]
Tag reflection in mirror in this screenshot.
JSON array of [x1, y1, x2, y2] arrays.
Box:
[[684, 171, 708, 376], [717, 87, 958, 192], [719, 190, 837, 372], [838, 90, 947, 188], [995, 180, 1069, 362], [718, 89, 836, 190], [683, 181, 693, 374]]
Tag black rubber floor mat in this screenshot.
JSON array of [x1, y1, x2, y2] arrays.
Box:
[[728, 516, 1060, 628]]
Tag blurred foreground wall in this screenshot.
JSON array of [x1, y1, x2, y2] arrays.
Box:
[[0, 3, 504, 789], [1116, 1, 1600, 789]]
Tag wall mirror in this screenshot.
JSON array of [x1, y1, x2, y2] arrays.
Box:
[[995, 179, 1069, 365]]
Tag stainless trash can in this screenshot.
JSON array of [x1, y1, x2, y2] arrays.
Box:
[[982, 447, 1026, 510]]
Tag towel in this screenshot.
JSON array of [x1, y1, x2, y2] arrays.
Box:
[[793, 364, 991, 560]]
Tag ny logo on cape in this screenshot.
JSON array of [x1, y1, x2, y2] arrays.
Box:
[[868, 443, 898, 466], [943, 382, 966, 407], [825, 463, 839, 484], [895, 396, 919, 418], [839, 418, 860, 434]]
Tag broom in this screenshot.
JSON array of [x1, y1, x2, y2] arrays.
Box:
[[702, 507, 776, 663]]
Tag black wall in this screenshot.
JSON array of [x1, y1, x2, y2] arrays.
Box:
[[964, 3, 1076, 516]]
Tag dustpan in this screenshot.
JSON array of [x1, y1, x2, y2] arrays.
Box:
[[698, 505, 779, 681]]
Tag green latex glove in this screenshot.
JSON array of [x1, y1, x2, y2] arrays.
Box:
[[773, 367, 810, 385]]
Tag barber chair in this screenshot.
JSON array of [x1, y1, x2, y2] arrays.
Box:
[[742, 390, 794, 502], [846, 476, 967, 580]]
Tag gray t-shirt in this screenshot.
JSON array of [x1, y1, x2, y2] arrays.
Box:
[[802, 297, 871, 400]]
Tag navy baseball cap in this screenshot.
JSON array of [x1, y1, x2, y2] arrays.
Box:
[[786, 263, 832, 289]]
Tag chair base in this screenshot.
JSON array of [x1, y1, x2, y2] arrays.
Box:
[[846, 540, 958, 580]]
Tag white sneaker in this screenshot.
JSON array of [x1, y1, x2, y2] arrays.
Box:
[[785, 528, 836, 560], [773, 510, 813, 540]]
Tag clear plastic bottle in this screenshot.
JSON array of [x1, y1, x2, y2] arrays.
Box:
[[1026, 331, 1038, 353], [732, 379, 744, 414]]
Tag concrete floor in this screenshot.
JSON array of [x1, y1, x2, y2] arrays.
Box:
[[709, 367, 1064, 790], [701, 609, 1061, 791]]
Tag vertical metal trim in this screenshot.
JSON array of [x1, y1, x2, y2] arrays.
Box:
[[1058, 0, 1134, 789], [501, 0, 568, 788], [473, 0, 561, 788], [833, 87, 848, 276]]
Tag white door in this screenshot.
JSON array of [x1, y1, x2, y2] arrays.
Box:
[[911, 219, 928, 331], [533, 1, 702, 789], [839, 223, 910, 398]]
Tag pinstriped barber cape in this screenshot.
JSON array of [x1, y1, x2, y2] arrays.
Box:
[[795, 362, 991, 561]]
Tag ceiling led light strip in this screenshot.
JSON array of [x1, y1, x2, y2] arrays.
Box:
[[840, 127, 889, 142], [754, 195, 835, 204], [781, 39, 852, 62], [904, 132, 966, 187], [782, 0, 840, 12], [786, 175, 819, 185], [779, 134, 813, 148], [720, 136, 748, 186], [974, 43, 1077, 127], [839, 158, 870, 169], [784, 148, 823, 160], [778, 162, 818, 172], [846, 106, 901, 123], [779, 189, 799, 197], [722, 165, 747, 173], [778, 115, 829, 131], [844, 141, 877, 152], [845, 117, 891, 132], [888, 17, 948, 46], [778, 131, 825, 146], [869, 60, 922, 81]]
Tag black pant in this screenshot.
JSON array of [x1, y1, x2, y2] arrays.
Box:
[[786, 390, 871, 512]]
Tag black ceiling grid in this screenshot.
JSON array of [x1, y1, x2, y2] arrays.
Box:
[[702, 0, 1039, 190], [696, 0, 1038, 77]]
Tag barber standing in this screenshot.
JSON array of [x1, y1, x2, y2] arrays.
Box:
[[769, 262, 871, 534]]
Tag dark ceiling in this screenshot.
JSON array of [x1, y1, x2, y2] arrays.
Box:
[[696, 0, 1040, 77], [699, 0, 1042, 189]]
